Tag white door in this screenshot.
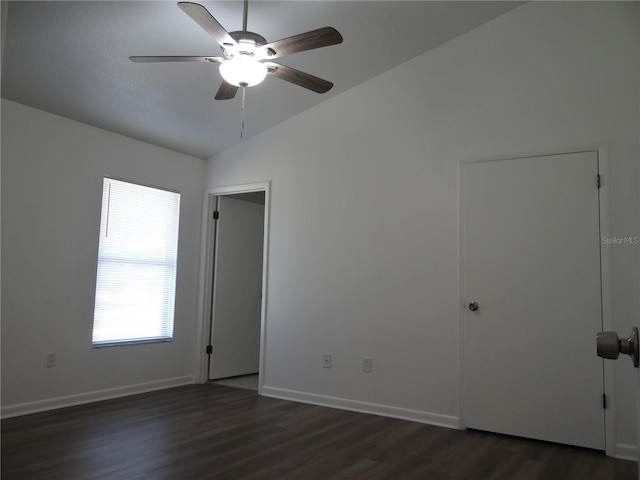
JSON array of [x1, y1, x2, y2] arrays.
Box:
[[462, 151, 604, 449], [209, 195, 265, 380]]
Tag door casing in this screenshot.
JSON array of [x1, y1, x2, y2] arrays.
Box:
[[196, 182, 270, 393]]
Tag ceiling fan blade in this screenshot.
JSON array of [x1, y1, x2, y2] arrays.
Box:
[[215, 81, 239, 100], [265, 62, 333, 94], [257, 27, 343, 60], [178, 2, 237, 48], [129, 56, 223, 63]]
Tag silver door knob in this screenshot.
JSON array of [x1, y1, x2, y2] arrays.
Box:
[[468, 301, 479, 312], [596, 327, 639, 368]]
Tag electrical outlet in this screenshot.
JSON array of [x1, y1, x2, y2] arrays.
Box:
[[363, 357, 372, 373], [46, 352, 57, 368], [322, 353, 332, 369]]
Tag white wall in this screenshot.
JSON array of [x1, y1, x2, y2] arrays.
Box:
[[1, 100, 205, 415], [205, 2, 640, 452]]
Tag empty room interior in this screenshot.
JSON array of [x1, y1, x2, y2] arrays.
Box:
[[2, 1, 640, 478]]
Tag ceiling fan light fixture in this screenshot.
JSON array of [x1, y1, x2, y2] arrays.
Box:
[[131, 3, 342, 100], [219, 57, 267, 87]]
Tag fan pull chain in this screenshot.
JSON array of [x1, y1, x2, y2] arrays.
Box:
[[241, 0, 249, 141], [240, 87, 246, 139]]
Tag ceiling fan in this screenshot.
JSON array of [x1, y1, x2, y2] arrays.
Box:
[[130, 1, 343, 100]]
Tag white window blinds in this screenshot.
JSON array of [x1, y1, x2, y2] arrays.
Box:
[[92, 178, 181, 346]]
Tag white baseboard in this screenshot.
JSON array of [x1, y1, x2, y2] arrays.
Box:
[[1, 375, 195, 419], [615, 443, 638, 462], [261, 385, 460, 430]]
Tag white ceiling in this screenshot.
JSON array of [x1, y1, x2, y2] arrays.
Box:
[[2, 1, 522, 159]]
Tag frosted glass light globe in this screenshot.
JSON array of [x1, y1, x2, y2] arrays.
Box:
[[219, 57, 267, 87]]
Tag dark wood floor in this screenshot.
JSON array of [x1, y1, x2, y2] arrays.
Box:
[[2, 384, 637, 480]]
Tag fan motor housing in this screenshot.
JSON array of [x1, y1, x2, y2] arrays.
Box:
[[230, 31, 266, 48], [224, 31, 273, 60]]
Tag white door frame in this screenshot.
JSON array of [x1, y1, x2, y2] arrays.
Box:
[[458, 146, 617, 457], [195, 181, 270, 394]]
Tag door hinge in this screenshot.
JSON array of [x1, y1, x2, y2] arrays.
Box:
[[213, 210, 219, 220], [597, 174, 601, 189], [602, 393, 607, 409], [206, 345, 213, 355]]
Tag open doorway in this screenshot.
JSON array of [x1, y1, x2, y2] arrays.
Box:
[[199, 183, 269, 393]]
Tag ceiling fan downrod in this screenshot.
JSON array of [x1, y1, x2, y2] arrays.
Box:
[[242, 0, 249, 32]]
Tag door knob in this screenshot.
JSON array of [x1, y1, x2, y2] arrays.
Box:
[[596, 327, 639, 368], [468, 301, 479, 312]]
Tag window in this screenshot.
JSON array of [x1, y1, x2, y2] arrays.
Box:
[[92, 178, 180, 346]]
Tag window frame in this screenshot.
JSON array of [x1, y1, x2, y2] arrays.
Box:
[[91, 177, 181, 347]]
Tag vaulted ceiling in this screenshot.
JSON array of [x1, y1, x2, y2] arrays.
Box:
[[2, 1, 522, 159]]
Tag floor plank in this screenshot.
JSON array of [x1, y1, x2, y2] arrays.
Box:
[[1, 384, 637, 479]]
